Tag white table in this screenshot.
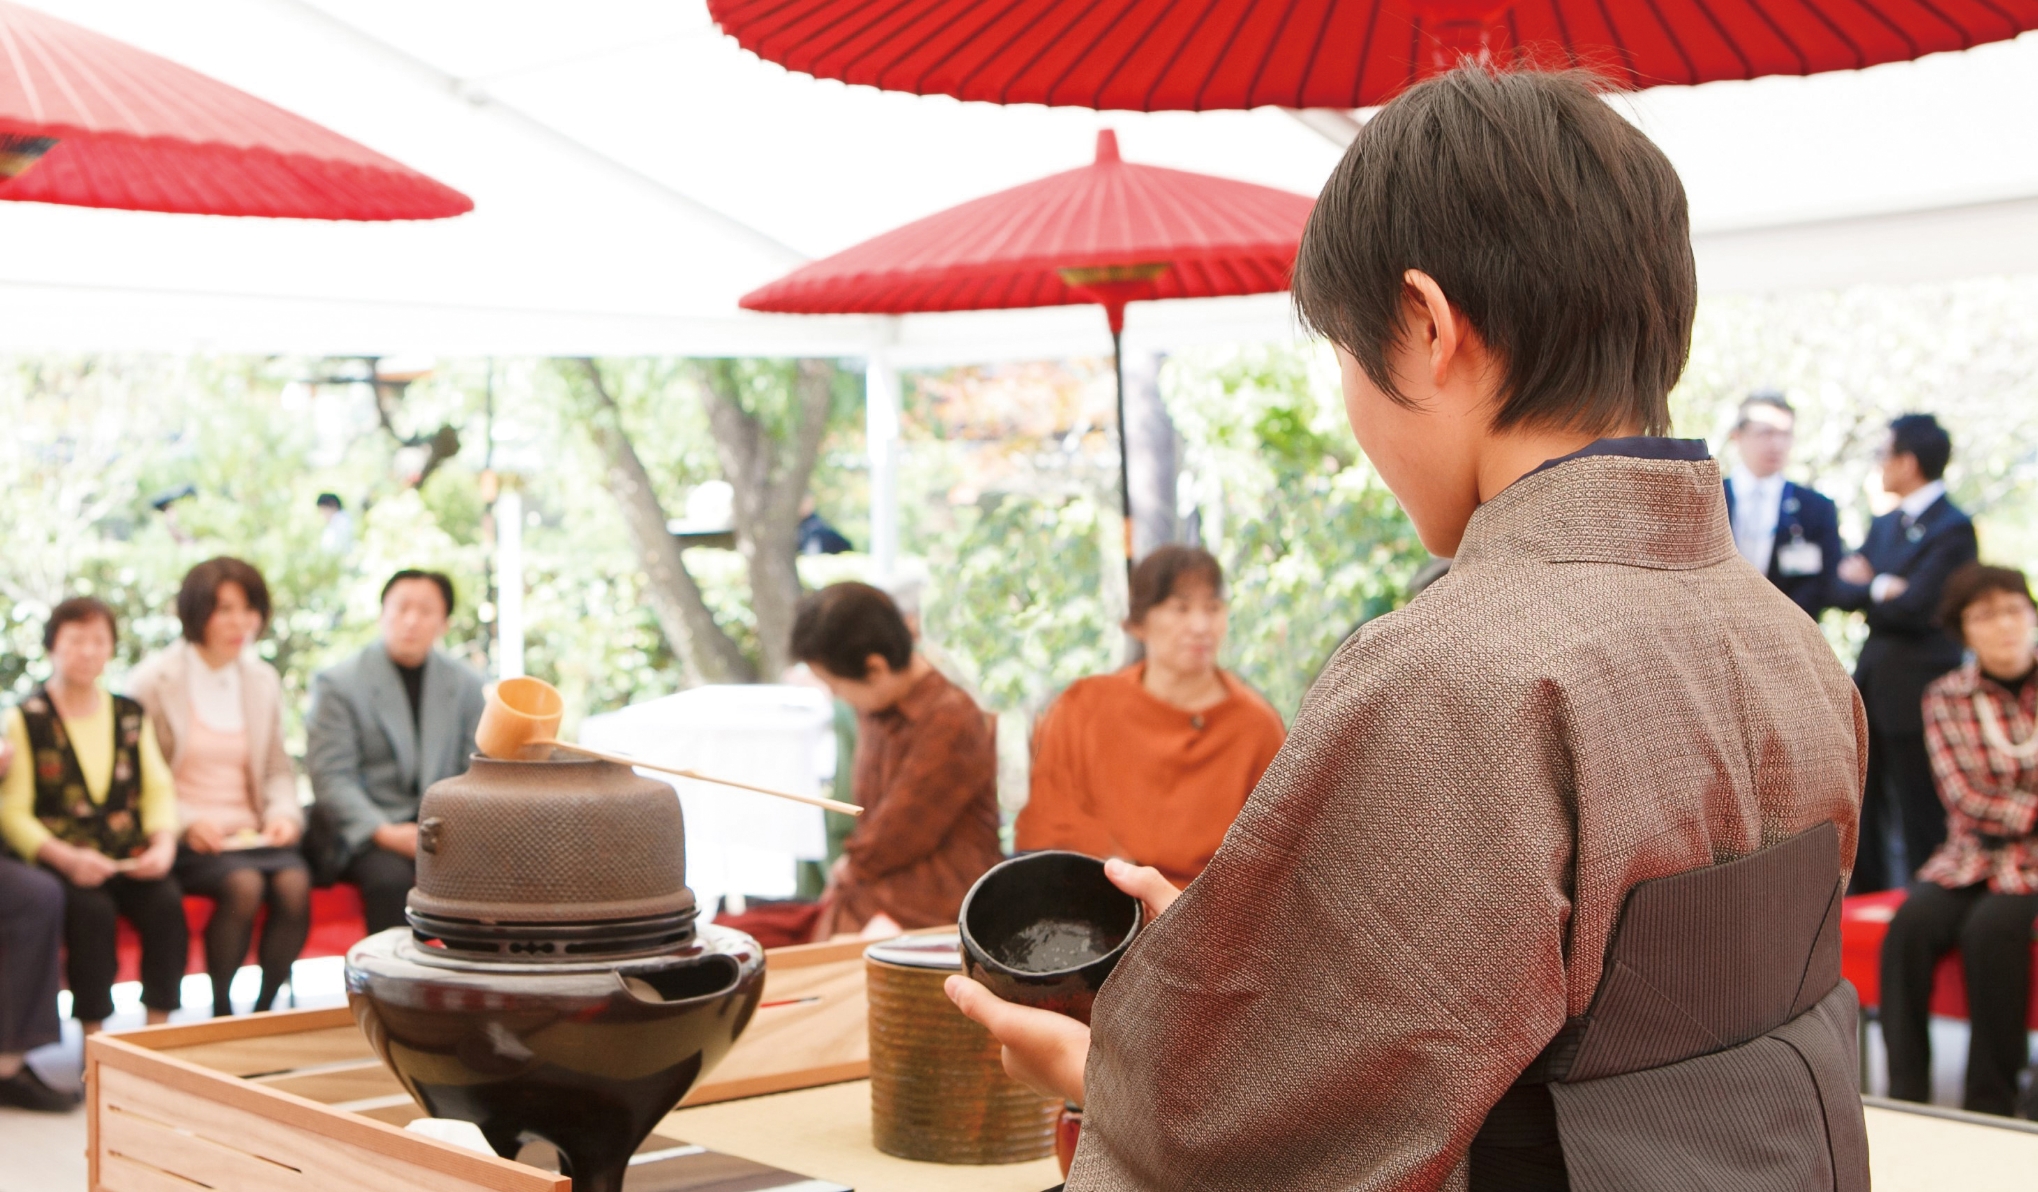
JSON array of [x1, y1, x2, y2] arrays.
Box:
[[580, 684, 836, 915]]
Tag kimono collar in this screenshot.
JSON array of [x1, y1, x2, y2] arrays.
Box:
[[880, 666, 951, 724], [1456, 437, 1735, 571]]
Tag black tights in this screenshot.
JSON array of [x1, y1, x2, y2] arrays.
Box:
[[1880, 881, 2038, 1116], [202, 867, 311, 1016]]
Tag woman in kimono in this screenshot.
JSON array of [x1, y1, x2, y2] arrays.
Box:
[[949, 67, 1868, 1191]]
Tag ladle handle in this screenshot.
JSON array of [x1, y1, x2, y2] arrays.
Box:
[[534, 739, 862, 817]]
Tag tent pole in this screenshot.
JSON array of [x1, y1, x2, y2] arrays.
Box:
[[1112, 322, 1133, 583], [866, 345, 902, 584]]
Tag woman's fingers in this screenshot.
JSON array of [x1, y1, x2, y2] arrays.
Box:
[[1105, 857, 1182, 919], [944, 975, 1091, 1103]]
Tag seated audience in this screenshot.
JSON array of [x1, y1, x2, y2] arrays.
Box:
[[131, 558, 307, 1018], [0, 739, 72, 1112], [791, 583, 1002, 937], [1880, 563, 2038, 1117], [1016, 546, 1285, 885], [306, 570, 484, 934], [1, 598, 184, 1034]]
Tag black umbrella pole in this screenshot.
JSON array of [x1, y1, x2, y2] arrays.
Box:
[[1113, 326, 1134, 584]]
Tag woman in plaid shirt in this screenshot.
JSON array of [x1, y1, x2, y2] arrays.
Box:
[[1880, 562, 2038, 1117]]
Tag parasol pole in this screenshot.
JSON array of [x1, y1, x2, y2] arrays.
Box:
[[1108, 302, 1134, 583], [1061, 258, 1171, 583]]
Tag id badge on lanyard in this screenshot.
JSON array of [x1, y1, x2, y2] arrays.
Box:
[[1776, 531, 1822, 577]]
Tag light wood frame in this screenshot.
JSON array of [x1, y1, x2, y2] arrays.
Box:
[[84, 936, 873, 1191]]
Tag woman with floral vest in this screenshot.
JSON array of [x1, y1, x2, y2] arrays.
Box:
[[1, 597, 185, 1033]]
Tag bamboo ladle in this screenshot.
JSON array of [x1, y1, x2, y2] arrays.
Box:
[[476, 676, 861, 817]]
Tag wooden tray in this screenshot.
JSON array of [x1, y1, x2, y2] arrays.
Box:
[[85, 937, 871, 1191]]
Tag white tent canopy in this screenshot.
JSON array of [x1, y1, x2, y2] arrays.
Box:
[[3, 1, 2036, 361]]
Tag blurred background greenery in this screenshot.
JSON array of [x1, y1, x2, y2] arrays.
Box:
[[3, 275, 2035, 764]]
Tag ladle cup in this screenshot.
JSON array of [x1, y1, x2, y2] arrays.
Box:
[[475, 676, 860, 818], [477, 676, 566, 760]]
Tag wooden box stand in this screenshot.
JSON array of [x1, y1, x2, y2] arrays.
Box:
[[85, 938, 870, 1192]]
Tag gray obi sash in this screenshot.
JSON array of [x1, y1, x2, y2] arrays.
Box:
[[1471, 822, 1870, 1191]]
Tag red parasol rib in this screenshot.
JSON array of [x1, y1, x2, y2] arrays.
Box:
[[743, 130, 1311, 567], [0, 0, 470, 219], [710, 0, 2038, 111]]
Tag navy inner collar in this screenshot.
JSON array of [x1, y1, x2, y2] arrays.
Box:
[[1529, 436, 1711, 477]]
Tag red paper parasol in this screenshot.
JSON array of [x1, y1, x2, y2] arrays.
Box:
[[0, 1, 470, 219], [743, 130, 1312, 566], [710, 0, 2038, 110]]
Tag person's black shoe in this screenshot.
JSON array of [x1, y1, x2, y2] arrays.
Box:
[[2016, 1063, 2038, 1122], [0, 1065, 78, 1113]]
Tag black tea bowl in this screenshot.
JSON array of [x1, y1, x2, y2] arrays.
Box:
[[958, 851, 1142, 1024]]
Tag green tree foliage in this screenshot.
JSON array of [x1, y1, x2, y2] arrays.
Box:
[[906, 345, 1429, 722], [1165, 345, 1428, 717], [0, 356, 485, 746], [925, 494, 1118, 713]]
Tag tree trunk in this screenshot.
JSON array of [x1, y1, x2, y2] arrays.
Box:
[[694, 360, 836, 679], [566, 359, 756, 685]]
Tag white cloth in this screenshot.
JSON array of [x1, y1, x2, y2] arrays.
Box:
[[1729, 467, 1785, 574], [185, 652, 245, 732], [579, 685, 835, 916]]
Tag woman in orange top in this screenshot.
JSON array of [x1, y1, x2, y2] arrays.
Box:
[[1016, 546, 1285, 885]]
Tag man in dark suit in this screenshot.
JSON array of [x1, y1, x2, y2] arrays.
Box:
[[1723, 391, 1842, 620], [1833, 413, 1978, 892], [307, 570, 486, 932]]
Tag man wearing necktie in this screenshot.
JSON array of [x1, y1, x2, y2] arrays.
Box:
[[1834, 414, 1978, 892], [1724, 392, 1841, 620]]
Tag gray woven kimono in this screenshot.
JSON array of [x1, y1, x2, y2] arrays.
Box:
[[1071, 448, 1870, 1191]]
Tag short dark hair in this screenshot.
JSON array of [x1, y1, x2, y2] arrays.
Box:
[[1888, 413, 1952, 482], [316, 492, 344, 511], [1736, 391, 1795, 429], [1939, 563, 2034, 642], [381, 569, 455, 616], [1127, 545, 1225, 627], [45, 596, 118, 652], [1294, 67, 1694, 439], [790, 583, 913, 681], [177, 557, 272, 644]]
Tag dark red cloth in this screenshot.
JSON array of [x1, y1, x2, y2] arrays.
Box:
[[715, 900, 825, 950]]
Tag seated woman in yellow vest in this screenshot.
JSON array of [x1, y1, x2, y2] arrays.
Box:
[[1, 597, 184, 1033]]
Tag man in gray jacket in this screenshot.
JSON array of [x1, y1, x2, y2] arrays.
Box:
[[307, 570, 485, 933]]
